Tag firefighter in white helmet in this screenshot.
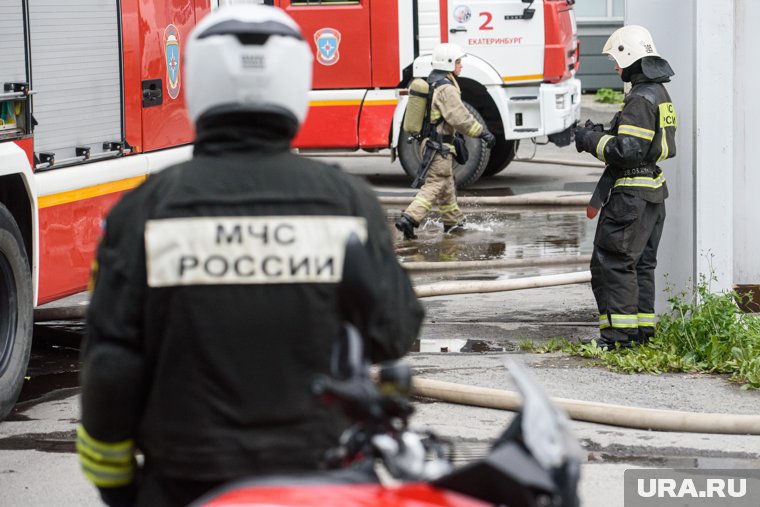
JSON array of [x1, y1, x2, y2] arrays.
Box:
[[77, 5, 423, 506], [395, 42, 495, 240], [574, 25, 677, 349]]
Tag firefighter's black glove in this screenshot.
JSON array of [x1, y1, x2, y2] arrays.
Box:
[[481, 130, 496, 149], [574, 127, 593, 153], [584, 119, 605, 132]]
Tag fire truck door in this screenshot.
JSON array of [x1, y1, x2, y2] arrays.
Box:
[[139, 0, 201, 152], [445, 0, 545, 84], [277, 0, 372, 89]]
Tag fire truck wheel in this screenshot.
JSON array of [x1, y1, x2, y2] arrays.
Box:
[[398, 102, 491, 189], [0, 204, 33, 421], [481, 139, 519, 178]]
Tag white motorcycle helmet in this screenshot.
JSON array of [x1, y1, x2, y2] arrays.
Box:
[[602, 25, 660, 69], [431, 43, 466, 72], [184, 4, 313, 125]]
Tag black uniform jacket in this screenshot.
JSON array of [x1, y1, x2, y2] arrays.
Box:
[[81, 114, 424, 481], [584, 73, 677, 207]]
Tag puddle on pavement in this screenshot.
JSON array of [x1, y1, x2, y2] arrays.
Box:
[[387, 209, 594, 284], [412, 338, 506, 353], [12, 323, 83, 409], [0, 431, 76, 453], [389, 209, 594, 264]]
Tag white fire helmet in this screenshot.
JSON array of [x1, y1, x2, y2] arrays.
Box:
[[603, 25, 660, 69], [184, 4, 313, 124], [431, 43, 466, 72]]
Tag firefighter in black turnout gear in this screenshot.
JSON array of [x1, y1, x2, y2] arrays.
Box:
[[77, 6, 424, 507], [574, 25, 677, 348]]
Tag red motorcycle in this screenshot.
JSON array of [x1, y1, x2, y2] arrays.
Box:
[[193, 324, 582, 507]]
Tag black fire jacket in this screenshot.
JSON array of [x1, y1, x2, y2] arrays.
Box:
[[80, 112, 424, 484], [582, 73, 677, 207]]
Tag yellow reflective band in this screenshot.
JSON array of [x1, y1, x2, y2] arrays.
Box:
[[610, 314, 638, 328], [77, 426, 134, 456], [439, 202, 460, 212], [657, 132, 669, 162], [502, 73, 544, 83], [659, 102, 677, 128], [79, 454, 135, 488], [76, 425, 135, 488], [39, 176, 146, 209], [414, 196, 432, 210], [599, 315, 610, 330], [618, 124, 655, 141], [613, 174, 666, 189], [308, 100, 361, 107], [467, 123, 482, 137], [430, 111, 442, 121], [596, 135, 614, 162], [638, 313, 656, 327]]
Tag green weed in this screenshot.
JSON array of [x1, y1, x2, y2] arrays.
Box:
[[526, 272, 760, 389], [517, 339, 536, 352], [594, 88, 625, 104]]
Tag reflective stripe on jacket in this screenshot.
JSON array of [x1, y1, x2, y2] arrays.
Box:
[[586, 75, 677, 202]]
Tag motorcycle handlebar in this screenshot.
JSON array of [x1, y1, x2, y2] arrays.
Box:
[[312, 375, 414, 424]]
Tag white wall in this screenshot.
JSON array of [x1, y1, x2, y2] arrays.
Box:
[[626, 1, 756, 312], [733, 1, 760, 284]]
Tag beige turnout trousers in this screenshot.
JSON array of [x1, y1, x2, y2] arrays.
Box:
[[403, 148, 464, 226]]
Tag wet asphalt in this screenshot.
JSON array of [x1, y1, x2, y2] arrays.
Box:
[[3, 97, 759, 506]]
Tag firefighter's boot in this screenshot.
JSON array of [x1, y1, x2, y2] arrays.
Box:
[[395, 214, 418, 240], [443, 221, 466, 235]]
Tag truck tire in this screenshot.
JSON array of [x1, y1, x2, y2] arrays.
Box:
[[0, 204, 33, 421], [398, 102, 491, 189], [481, 139, 519, 178]]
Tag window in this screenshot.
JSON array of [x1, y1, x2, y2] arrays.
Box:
[[573, 0, 624, 20]]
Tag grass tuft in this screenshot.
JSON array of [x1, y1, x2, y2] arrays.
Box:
[[524, 272, 760, 389]]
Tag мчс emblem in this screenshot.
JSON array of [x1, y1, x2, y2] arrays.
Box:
[[165, 24, 181, 99], [314, 28, 341, 66], [453, 5, 472, 24]]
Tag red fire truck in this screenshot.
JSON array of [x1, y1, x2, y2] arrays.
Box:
[[282, 0, 581, 187], [0, 0, 214, 419], [0, 0, 579, 419]]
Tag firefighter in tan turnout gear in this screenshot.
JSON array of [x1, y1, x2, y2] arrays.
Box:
[[395, 43, 495, 240], [574, 25, 677, 348]]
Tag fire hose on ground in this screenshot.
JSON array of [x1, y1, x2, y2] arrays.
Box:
[[378, 192, 589, 207], [34, 258, 592, 321], [407, 270, 760, 435], [413, 270, 591, 298], [35, 261, 760, 435], [402, 254, 591, 273], [410, 376, 760, 435]]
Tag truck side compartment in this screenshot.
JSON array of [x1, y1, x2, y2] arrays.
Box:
[[0, 0, 211, 421]]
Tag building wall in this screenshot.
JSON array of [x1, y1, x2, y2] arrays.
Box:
[[575, 0, 625, 92], [627, 1, 759, 312], [733, 0, 760, 285], [578, 22, 624, 92]]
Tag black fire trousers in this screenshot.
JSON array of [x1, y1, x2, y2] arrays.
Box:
[[590, 192, 666, 344]]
